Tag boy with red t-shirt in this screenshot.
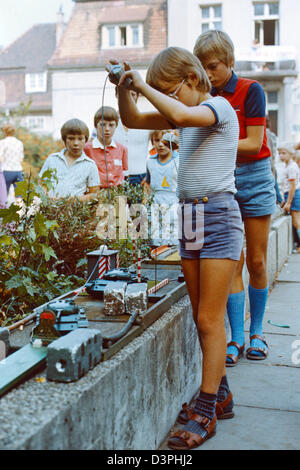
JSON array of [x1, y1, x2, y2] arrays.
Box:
[[192, 31, 276, 371], [84, 106, 128, 188]]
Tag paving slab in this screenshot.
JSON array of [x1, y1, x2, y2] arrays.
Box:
[[160, 406, 300, 450], [236, 332, 299, 367], [277, 262, 300, 282], [160, 250, 300, 451]]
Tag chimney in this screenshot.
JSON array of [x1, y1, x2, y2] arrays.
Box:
[[56, 5, 65, 46]]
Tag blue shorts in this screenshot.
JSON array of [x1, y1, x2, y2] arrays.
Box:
[[178, 192, 243, 260], [284, 189, 300, 211], [235, 158, 276, 219]]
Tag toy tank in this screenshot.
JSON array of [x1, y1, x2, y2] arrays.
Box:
[[31, 299, 88, 346]]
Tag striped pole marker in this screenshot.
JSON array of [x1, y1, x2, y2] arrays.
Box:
[[116, 252, 120, 269], [148, 278, 169, 294], [98, 256, 107, 279], [137, 249, 141, 283], [132, 240, 136, 271], [107, 255, 111, 272]]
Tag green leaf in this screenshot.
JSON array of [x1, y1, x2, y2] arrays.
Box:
[[14, 180, 35, 204], [46, 271, 58, 281], [0, 235, 12, 246], [34, 212, 48, 237], [0, 204, 20, 224], [41, 245, 57, 262]]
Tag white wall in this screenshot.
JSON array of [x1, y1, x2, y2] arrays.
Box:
[[52, 68, 152, 139]]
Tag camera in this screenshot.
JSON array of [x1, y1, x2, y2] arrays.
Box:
[[107, 63, 132, 89]]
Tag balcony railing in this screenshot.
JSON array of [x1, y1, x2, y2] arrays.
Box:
[[235, 45, 297, 72]]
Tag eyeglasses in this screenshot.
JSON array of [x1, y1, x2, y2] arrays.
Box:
[[168, 79, 186, 100]]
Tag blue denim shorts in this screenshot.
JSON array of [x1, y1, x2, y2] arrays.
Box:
[[235, 158, 276, 218], [178, 192, 243, 260], [284, 189, 300, 211]]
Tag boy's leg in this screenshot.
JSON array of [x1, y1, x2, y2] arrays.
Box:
[[244, 215, 271, 357], [291, 211, 300, 251], [226, 250, 245, 364]]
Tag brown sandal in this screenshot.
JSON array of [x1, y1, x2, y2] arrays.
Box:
[[226, 341, 245, 367], [168, 414, 217, 450], [246, 335, 268, 360], [178, 391, 234, 424]]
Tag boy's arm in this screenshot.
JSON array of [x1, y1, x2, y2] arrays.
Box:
[[282, 179, 296, 212], [78, 186, 100, 202], [237, 83, 266, 156], [117, 68, 216, 129], [238, 125, 264, 155], [122, 145, 128, 176]]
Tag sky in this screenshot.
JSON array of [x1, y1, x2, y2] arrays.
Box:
[[0, 0, 75, 49]]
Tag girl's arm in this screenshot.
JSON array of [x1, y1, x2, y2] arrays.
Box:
[[117, 69, 216, 130]]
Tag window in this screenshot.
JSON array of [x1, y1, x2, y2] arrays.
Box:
[[253, 2, 279, 45], [102, 24, 143, 48], [266, 90, 279, 134], [200, 4, 222, 33], [27, 116, 45, 130], [25, 72, 47, 93]]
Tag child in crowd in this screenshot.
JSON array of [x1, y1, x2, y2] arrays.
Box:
[[193, 30, 276, 365], [145, 130, 179, 246], [112, 46, 243, 449], [39, 119, 100, 201], [0, 123, 24, 196], [279, 144, 300, 253], [84, 106, 128, 188], [114, 89, 150, 186]]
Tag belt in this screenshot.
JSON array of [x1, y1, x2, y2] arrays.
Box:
[[179, 191, 232, 204], [179, 197, 208, 204]]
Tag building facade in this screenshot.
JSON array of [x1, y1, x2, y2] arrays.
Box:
[[168, 0, 300, 144], [0, 10, 65, 135], [49, 0, 168, 139]]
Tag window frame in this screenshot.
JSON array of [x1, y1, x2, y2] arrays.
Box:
[[102, 23, 144, 49], [253, 2, 279, 45], [199, 4, 222, 33], [25, 72, 47, 93]]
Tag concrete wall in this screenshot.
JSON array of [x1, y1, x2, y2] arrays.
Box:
[[0, 215, 292, 450]]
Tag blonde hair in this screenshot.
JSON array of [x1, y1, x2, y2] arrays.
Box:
[[193, 30, 235, 67], [2, 123, 16, 136], [278, 143, 295, 156], [146, 47, 211, 93]]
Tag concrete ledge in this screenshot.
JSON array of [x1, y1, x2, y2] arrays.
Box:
[[271, 216, 292, 273], [0, 215, 293, 450], [0, 297, 200, 450]]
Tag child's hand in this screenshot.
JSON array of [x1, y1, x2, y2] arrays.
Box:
[[119, 68, 145, 93], [109, 60, 144, 93]]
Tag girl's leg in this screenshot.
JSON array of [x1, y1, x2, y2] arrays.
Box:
[[182, 258, 237, 408], [244, 215, 271, 356], [197, 258, 238, 394], [179, 257, 237, 438]]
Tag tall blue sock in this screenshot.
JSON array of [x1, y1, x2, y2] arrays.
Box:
[[226, 291, 245, 361], [248, 284, 269, 356]]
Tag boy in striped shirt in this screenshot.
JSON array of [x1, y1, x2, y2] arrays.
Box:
[[40, 119, 100, 201]]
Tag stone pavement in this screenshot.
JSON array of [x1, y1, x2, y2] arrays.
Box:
[[160, 253, 300, 451]]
